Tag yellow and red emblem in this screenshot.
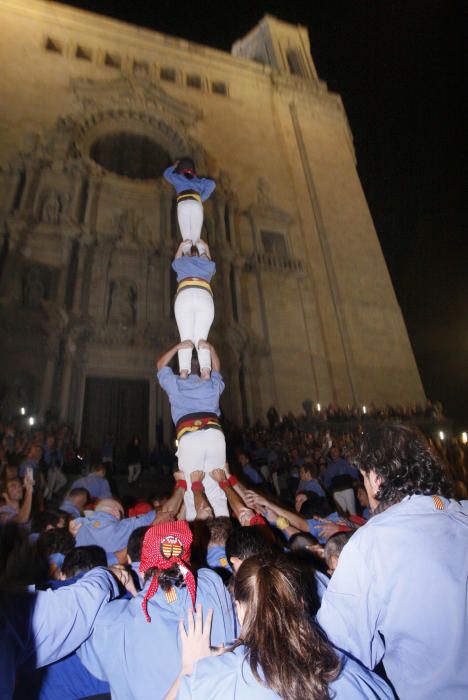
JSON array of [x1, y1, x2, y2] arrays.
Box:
[[160, 535, 184, 560]]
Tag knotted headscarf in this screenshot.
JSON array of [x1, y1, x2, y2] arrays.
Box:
[[139, 521, 196, 622]]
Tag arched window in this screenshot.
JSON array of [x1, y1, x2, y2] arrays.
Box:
[[90, 132, 171, 180]]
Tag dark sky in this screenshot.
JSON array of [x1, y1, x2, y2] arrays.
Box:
[[61, 0, 466, 426]]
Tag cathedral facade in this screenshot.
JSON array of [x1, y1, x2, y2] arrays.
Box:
[[0, 0, 425, 456]]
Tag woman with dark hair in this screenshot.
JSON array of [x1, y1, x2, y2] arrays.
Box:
[[168, 556, 393, 700], [164, 158, 216, 252], [318, 424, 468, 700], [172, 237, 216, 378]]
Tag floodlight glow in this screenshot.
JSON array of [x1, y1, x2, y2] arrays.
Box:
[[362, 405, 367, 414], [316, 403, 321, 412], [28, 417, 35, 426], [438, 430, 445, 441], [461, 432, 467, 445], [20, 407, 26, 415]]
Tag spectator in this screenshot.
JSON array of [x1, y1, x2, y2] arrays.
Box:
[[71, 463, 112, 500]]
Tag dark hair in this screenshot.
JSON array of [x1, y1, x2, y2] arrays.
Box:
[[324, 532, 353, 567], [175, 157, 195, 174], [36, 528, 75, 558], [144, 564, 185, 591], [127, 526, 149, 562], [358, 424, 452, 505], [68, 487, 90, 500], [234, 556, 340, 700], [61, 545, 107, 578], [225, 525, 280, 565], [206, 517, 233, 545], [89, 463, 105, 473], [31, 510, 66, 534], [299, 495, 331, 519]]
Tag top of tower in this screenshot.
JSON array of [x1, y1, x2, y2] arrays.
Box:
[[232, 14, 319, 83]]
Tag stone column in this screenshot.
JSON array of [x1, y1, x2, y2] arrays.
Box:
[[72, 240, 89, 314], [38, 336, 59, 422], [59, 335, 77, 422]]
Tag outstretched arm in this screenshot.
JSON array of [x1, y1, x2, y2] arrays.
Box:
[[210, 468, 246, 520], [244, 491, 309, 533], [156, 341, 193, 371]]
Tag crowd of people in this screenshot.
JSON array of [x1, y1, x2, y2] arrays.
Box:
[[1, 155, 467, 700], [1, 418, 467, 699]]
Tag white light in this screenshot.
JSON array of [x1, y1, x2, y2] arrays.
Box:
[[316, 403, 321, 412], [461, 432, 468, 445], [20, 407, 26, 415], [174, 439, 178, 448], [438, 430, 445, 441], [362, 405, 367, 414], [28, 417, 35, 426]]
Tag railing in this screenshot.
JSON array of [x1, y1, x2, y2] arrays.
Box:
[[245, 252, 304, 274]]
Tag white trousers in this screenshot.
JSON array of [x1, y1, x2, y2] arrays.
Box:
[[333, 488, 356, 515], [177, 428, 228, 521], [174, 288, 214, 372], [177, 199, 204, 245], [128, 462, 142, 483]]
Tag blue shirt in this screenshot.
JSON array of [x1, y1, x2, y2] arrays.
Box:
[[206, 544, 232, 572], [172, 257, 216, 283], [242, 463, 263, 485], [59, 499, 81, 519], [78, 568, 236, 700], [70, 473, 112, 499], [307, 512, 342, 545], [317, 495, 468, 699], [157, 367, 225, 425], [323, 458, 359, 490], [297, 478, 326, 498], [0, 568, 119, 699], [75, 509, 155, 553], [176, 644, 393, 700], [164, 165, 216, 201]]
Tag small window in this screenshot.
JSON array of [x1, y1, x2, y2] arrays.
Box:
[[212, 81, 227, 96], [45, 37, 62, 54], [76, 45, 92, 61], [104, 52, 121, 69], [160, 67, 176, 82], [286, 49, 304, 77], [261, 231, 288, 258], [133, 60, 149, 76], [186, 74, 202, 90]]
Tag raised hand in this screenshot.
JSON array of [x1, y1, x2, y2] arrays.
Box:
[[209, 468, 227, 483], [180, 605, 213, 676], [190, 470, 205, 483]]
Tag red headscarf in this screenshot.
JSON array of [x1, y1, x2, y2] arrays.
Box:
[[139, 521, 196, 622]]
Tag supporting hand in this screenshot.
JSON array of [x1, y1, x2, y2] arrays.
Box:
[[179, 605, 213, 676]]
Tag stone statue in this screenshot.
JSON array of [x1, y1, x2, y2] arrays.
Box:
[[42, 192, 61, 224]]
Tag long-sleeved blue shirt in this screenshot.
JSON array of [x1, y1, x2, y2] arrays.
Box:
[[75, 509, 155, 553], [78, 568, 236, 700], [157, 367, 224, 425], [323, 459, 359, 490], [317, 495, 468, 699], [164, 166, 216, 201], [176, 644, 394, 699], [70, 473, 112, 499], [0, 567, 119, 698]]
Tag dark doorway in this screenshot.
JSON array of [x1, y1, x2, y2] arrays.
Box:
[[81, 377, 149, 466]]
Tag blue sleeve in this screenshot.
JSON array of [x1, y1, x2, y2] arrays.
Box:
[[210, 371, 225, 396], [127, 510, 156, 529], [200, 178, 216, 201], [32, 568, 120, 668], [163, 165, 176, 184], [317, 538, 385, 669], [157, 366, 177, 394], [100, 479, 112, 499]]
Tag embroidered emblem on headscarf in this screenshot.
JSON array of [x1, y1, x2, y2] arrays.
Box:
[[161, 535, 183, 560], [432, 495, 445, 510]]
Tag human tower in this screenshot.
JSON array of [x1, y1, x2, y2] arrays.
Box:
[[156, 158, 229, 520]]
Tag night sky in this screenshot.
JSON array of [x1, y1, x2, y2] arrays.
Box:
[[60, 0, 466, 427]]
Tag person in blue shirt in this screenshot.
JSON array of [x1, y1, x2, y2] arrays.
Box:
[[74, 498, 156, 561], [59, 487, 89, 520], [317, 424, 468, 700], [164, 158, 215, 251], [172, 238, 216, 378], [71, 463, 112, 500], [238, 451, 263, 485], [297, 462, 326, 498], [323, 446, 359, 515], [167, 555, 393, 700], [157, 341, 228, 520], [77, 521, 236, 700], [0, 565, 122, 699]]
